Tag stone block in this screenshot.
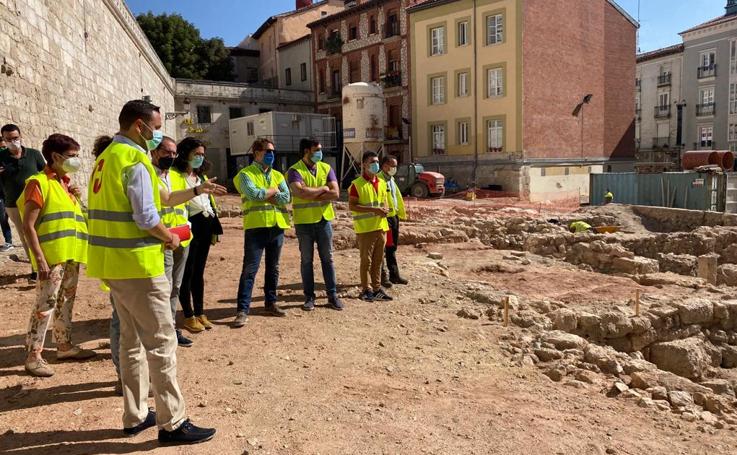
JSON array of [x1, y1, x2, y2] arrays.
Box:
[[721, 345, 737, 368], [611, 256, 659, 275], [542, 331, 588, 351], [649, 338, 712, 380], [673, 299, 714, 325], [599, 311, 633, 339], [698, 254, 718, 285], [549, 308, 578, 332], [717, 263, 737, 286]]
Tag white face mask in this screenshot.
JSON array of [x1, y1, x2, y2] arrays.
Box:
[[61, 157, 82, 174], [387, 167, 397, 177], [8, 140, 21, 152]]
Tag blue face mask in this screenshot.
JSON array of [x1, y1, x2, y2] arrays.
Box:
[[262, 151, 275, 167], [311, 149, 323, 163], [190, 155, 204, 169], [368, 162, 380, 175], [141, 122, 164, 151]]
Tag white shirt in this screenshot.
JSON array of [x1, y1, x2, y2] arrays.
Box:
[[185, 173, 215, 218]]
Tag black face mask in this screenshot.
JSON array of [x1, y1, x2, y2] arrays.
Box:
[[158, 156, 175, 170]]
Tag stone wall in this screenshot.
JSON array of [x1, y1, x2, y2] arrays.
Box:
[[0, 0, 175, 192]]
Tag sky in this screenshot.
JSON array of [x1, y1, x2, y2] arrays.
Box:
[[126, 0, 729, 53]]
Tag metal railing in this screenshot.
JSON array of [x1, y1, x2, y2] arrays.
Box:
[[657, 74, 671, 86], [384, 22, 400, 38], [654, 105, 671, 118], [698, 64, 717, 78], [382, 71, 402, 88], [696, 103, 716, 116], [652, 137, 671, 148]]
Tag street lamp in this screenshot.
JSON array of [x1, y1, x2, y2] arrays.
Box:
[[572, 94, 593, 159]]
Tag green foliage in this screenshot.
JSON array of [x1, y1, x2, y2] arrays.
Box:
[[137, 12, 234, 81]]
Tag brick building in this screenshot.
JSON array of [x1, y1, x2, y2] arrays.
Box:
[[409, 0, 638, 202], [308, 0, 413, 161]]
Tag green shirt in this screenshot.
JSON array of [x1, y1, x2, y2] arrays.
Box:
[[0, 147, 46, 207]]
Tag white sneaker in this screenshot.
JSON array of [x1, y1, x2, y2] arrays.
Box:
[[0, 243, 13, 252]]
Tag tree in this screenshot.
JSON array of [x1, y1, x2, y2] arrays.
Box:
[[137, 12, 234, 81]]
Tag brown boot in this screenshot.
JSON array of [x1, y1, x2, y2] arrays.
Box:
[[381, 267, 393, 288], [389, 265, 409, 285]]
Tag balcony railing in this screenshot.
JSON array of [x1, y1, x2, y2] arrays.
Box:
[[652, 137, 671, 148], [698, 64, 717, 79], [384, 22, 400, 38], [385, 126, 402, 140], [696, 103, 715, 116], [654, 105, 671, 118], [657, 74, 671, 86], [381, 71, 402, 88]]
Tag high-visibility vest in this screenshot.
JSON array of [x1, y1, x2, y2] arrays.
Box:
[[605, 192, 614, 200], [86, 141, 165, 279], [234, 164, 290, 230], [17, 171, 88, 270], [165, 169, 192, 248], [289, 160, 335, 225], [350, 176, 389, 234], [378, 171, 406, 220], [570, 221, 592, 233]]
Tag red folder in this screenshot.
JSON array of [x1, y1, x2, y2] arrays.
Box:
[[169, 225, 191, 242], [386, 229, 394, 248]]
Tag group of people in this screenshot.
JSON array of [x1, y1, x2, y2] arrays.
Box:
[[0, 98, 410, 446]]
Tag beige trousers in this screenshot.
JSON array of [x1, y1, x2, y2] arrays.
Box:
[[6, 207, 30, 261], [107, 274, 186, 431], [357, 230, 386, 291]]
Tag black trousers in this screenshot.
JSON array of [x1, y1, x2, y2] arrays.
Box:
[[385, 215, 400, 270], [180, 213, 215, 318]]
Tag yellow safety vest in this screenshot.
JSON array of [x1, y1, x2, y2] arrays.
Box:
[[86, 141, 165, 279], [351, 176, 389, 234], [17, 171, 88, 270], [165, 169, 193, 248], [378, 171, 406, 220], [605, 192, 613, 200], [570, 221, 592, 233], [234, 164, 290, 230], [289, 160, 336, 225]]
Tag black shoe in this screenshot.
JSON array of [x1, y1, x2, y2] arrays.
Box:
[[176, 330, 193, 348], [373, 289, 393, 301], [124, 408, 156, 436], [328, 295, 344, 311], [381, 271, 393, 289], [265, 303, 287, 317], [158, 419, 216, 445], [359, 289, 375, 302], [390, 272, 409, 285], [29, 272, 37, 283], [302, 297, 315, 311]]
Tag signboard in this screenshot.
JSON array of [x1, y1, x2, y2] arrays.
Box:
[[692, 178, 705, 187]]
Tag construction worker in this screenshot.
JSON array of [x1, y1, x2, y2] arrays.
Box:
[[379, 155, 409, 287], [604, 189, 614, 204], [287, 137, 343, 311], [569, 221, 594, 233], [87, 100, 215, 444], [18, 133, 95, 377], [233, 138, 291, 328], [349, 151, 393, 302]]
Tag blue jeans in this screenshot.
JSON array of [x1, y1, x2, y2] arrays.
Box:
[[236, 227, 284, 314], [295, 219, 337, 299]]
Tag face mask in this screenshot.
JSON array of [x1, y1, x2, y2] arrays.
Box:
[[387, 167, 397, 177], [9, 140, 21, 151], [368, 162, 380, 175], [140, 121, 163, 151], [311, 149, 323, 163], [61, 156, 82, 174], [262, 151, 275, 167], [189, 155, 204, 169], [158, 156, 175, 170]]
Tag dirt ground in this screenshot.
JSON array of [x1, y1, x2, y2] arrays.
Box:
[[1, 199, 737, 454]]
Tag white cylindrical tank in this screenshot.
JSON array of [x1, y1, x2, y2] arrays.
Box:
[[341, 82, 385, 162]]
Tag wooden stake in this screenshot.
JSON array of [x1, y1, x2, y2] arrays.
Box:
[[635, 289, 641, 316], [503, 296, 510, 327]]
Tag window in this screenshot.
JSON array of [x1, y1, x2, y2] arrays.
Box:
[[318, 67, 326, 93], [431, 76, 445, 105], [457, 71, 469, 97], [370, 54, 378, 81], [318, 33, 324, 50], [458, 21, 469, 46], [430, 26, 445, 56], [731, 39, 737, 75], [700, 125, 713, 148], [331, 70, 341, 96], [431, 124, 446, 153], [458, 121, 469, 145], [730, 123, 737, 152], [300, 63, 307, 82], [349, 24, 358, 41], [388, 49, 400, 72], [487, 119, 503, 152], [369, 16, 377, 35], [386, 12, 399, 37], [196, 105, 211, 124], [701, 50, 716, 68], [487, 67, 504, 97], [285, 68, 292, 86], [486, 14, 503, 45], [229, 107, 243, 119], [658, 92, 669, 107], [730, 83, 737, 115], [349, 59, 360, 83], [246, 67, 258, 83], [700, 87, 715, 105], [246, 122, 254, 136]]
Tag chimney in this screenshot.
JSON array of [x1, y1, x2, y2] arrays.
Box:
[[296, 0, 313, 10], [728, 0, 737, 16]]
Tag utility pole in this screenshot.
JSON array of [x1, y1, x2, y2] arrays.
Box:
[[471, 0, 478, 190]]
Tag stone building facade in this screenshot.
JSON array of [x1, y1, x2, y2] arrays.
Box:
[[0, 0, 175, 192], [277, 35, 314, 91], [309, 0, 412, 161]]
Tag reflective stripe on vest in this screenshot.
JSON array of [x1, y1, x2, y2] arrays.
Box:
[[86, 141, 164, 279], [289, 160, 335, 225], [350, 176, 389, 234], [38, 230, 89, 243], [164, 169, 193, 247], [234, 164, 291, 230]]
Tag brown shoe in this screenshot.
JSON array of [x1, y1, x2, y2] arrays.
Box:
[[57, 346, 97, 361], [265, 303, 286, 317], [25, 358, 54, 377], [196, 315, 214, 330]]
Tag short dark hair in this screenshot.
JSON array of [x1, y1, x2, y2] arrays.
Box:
[[118, 100, 160, 130], [381, 155, 398, 166], [173, 137, 206, 172], [1, 124, 20, 136], [155, 136, 177, 151], [92, 135, 113, 157], [251, 138, 274, 153], [299, 137, 320, 155], [362, 151, 378, 163], [41, 133, 80, 163]]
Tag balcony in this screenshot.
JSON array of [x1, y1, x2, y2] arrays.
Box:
[[654, 105, 671, 118], [385, 126, 402, 140], [384, 22, 400, 39], [381, 71, 402, 88], [698, 64, 717, 79], [652, 137, 672, 148], [657, 74, 671, 87], [696, 103, 715, 117]]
